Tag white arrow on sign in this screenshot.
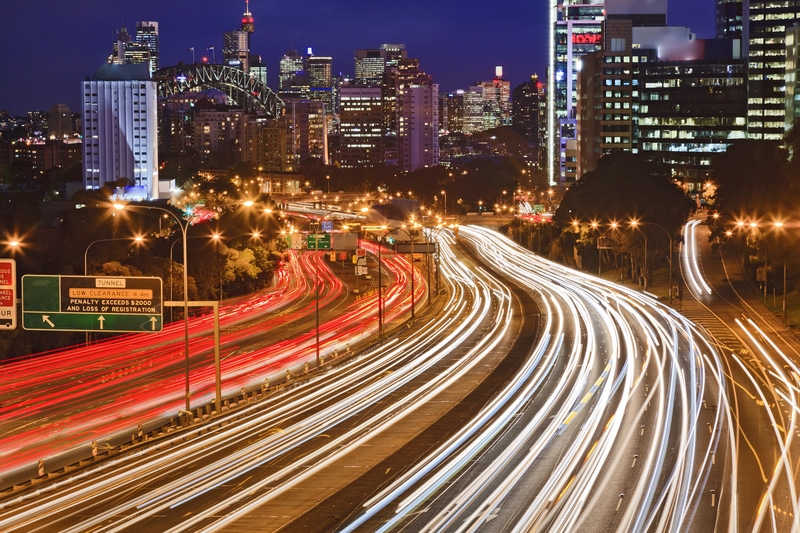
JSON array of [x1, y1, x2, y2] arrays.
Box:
[[42, 315, 55, 328], [98, 316, 105, 329], [150, 317, 158, 330]]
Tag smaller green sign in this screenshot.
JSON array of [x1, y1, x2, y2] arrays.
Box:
[[306, 234, 331, 250]]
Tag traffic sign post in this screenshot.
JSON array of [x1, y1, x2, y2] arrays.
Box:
[[0, 258, 16, 330], [22, 275, 162, 333]]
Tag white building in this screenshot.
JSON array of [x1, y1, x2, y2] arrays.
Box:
[[82, 63, 160, 200]]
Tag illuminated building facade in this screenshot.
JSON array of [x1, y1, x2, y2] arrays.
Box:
[[82, 63, 160, 200], [338, 85, 384, 168], [548, 1, 605, 185], [744, 0, 800, 140]]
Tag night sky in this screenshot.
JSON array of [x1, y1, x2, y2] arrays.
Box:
[[0, 0, 715, 116]]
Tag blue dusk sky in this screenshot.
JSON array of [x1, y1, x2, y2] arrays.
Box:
[[0, 0, 715, 116]]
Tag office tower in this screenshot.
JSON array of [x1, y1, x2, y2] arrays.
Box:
[[285, 100, 329, 165], [477, 67, 512, 128], [381, 43, 407, 68], [307, 53, 332, 89], [108, 25, 154, 74], [82, 63, 160, 200], [135, 21, 159, 74], [249, 54, 268, 86], [716, 0, 743, 39], [48, 104, 73, 140], [745, 0, 800, 140], [637, 42, 747, 183], [548, 0, 605, 185], [462, 86, 485, 134], [223, 30, 250, 72], [577, 18, 636, 180], [307, 52, 334, 131], [512, 75, 542, 144], [443, 91, 465, 134], [398, 84, 439, 171], [354, 49, 387, 86], [279, 49, 305, 90], [787, 26, 800, 133], [338, 85, 383, 167]]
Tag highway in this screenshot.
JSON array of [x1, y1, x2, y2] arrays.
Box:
[[0, 224, 735, 531], [0, 246, 419, 487], [679, 217, 800, 532]]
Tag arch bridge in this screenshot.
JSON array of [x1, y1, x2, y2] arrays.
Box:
[[152, 63, 283, 118]]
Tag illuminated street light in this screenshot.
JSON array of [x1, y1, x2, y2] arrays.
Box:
[[630, 219, 674, 304], [114, 202, 192, 412]]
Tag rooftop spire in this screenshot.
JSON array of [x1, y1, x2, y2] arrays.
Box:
[[241, 0, 254, 32]]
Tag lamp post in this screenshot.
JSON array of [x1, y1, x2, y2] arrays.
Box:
[[211, 231, 261, 301], [114, 202, 192, 412], [84, 236, 144, 277], [83, 235, 144, 345], [773, 221, 787, 321], [288, 212, 322, 367], [630, 220, 673, 304], [441, 190, 447, 218]]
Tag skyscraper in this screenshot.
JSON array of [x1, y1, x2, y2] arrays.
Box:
[[135, 21, 159, 75], [279, 49, 305, 90], [398, 84, 439, 171], [716, 0, 743, 39], [338, 85, 383, 168], [223, 1, 255, 72], [512, 74, 543, 144], [744, 0, 800, 140], [108, 23, 157, 76], [548, 0, 605, 185], [82, 63, 160, 200], [354, 49, 387, 86]]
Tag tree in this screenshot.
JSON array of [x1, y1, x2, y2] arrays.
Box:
[[555, 152, 693, 273]]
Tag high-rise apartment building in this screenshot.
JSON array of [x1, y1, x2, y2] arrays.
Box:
[[82, 63, 160, 200], [398, 84, 439, 171], [744, 0, 800, 140]]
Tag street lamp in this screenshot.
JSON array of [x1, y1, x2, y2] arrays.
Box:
[[774, 220, 787, 321], [287, 212, 323, 367], [630, 219, 674, 303], [114, 202, 192, 412], [211, 231, 261, 301], [84, 236, 145, 276], [441, 190, 447, 218]]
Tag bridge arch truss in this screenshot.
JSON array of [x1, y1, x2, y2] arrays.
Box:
[[153, 63, 283, 118]]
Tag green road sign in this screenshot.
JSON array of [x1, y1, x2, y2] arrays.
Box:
[[22, 275, 163, 333], [306, 234, 331, 250]]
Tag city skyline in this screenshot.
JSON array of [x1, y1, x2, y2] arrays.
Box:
[[0, 0, 715, 116]]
